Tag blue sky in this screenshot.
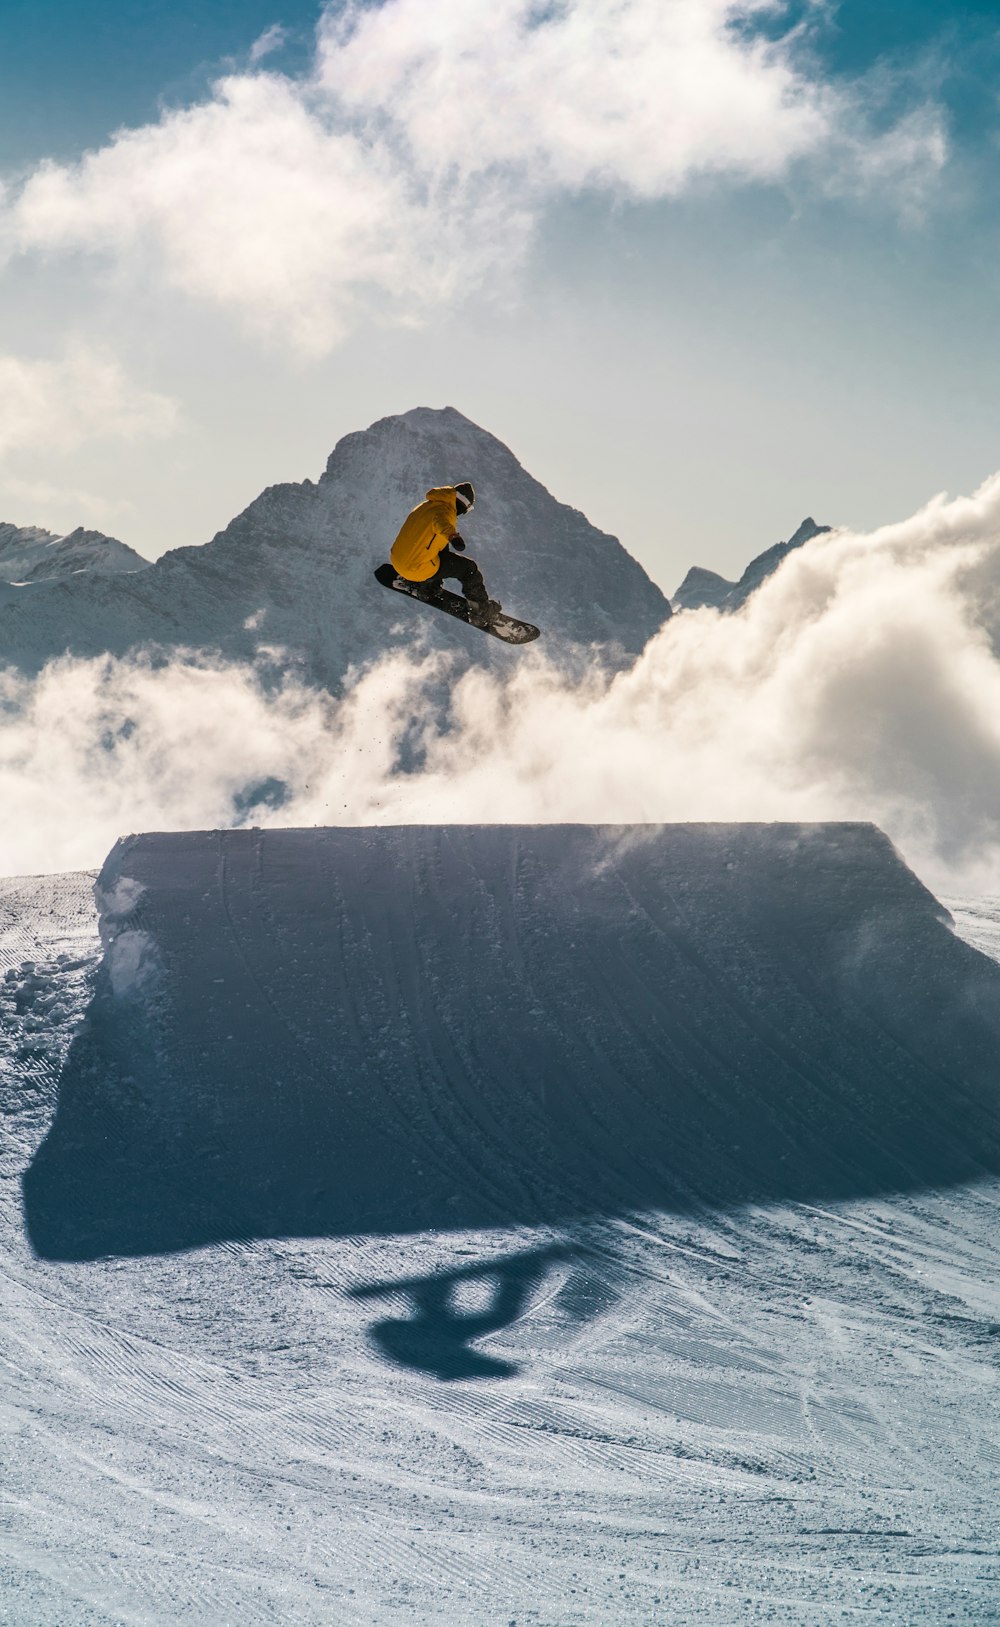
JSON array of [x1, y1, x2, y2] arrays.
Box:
[[2, 1, 1000, 588]]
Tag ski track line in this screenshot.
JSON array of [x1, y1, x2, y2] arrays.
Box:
[[9, 1408, 464, 1619]]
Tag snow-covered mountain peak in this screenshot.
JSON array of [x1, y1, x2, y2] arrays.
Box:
[[2, 409, 671, 679], [0, 521, 148, 586], [321, 405, 519, 493]]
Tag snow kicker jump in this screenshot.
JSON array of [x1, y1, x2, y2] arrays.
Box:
[[23, 824, 1000, 1261]]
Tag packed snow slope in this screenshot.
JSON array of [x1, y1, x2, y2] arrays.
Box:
[[0, 408, 670, 682], [24, 822, 1000, 1263], [7, 839, 1000, 1623]]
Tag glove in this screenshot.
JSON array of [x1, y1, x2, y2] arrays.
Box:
[[450, 534, 466, 552]]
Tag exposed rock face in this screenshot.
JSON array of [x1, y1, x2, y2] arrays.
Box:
[[0, 408, 671, 682], [672, 517, 831, 614], [671, 565, 737, 613], [0, 523, 148, 585]]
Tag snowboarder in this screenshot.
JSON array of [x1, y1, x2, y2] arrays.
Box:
[[389, 481, 501, 628]]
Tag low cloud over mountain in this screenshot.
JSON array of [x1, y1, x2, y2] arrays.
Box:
[[6, 427, 1000, 894]]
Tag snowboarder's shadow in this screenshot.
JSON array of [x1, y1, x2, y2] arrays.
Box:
[[352, 1244, 569, 1381]]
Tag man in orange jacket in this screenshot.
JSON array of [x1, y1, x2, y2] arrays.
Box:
[[390, 481, 500, 627]]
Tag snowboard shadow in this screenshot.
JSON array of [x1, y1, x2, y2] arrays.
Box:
[[21, 824, 1000, 1262], [350, 1246, 570, 1381]]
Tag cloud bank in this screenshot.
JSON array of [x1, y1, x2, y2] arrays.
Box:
[[5, 471, 1000, 892], [0, 0, 947, 352]]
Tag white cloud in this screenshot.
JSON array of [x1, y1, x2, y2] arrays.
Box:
[[6, 470, 1000, 890], [7, 80, 427, 354], [0, 1, 946, 354], [318, 0, 832, 195], [824, 104, 949, 221], [0, 343, 178, 459], [249, 24, 288, 65]]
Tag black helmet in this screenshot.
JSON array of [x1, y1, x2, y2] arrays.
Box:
[[454, 481, 476, 515]]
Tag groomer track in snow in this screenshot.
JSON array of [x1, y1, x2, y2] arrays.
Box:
[[25, 823, 1000, 1260]]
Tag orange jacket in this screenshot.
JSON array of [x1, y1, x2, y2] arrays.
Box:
[[390, 486, 461, 582]]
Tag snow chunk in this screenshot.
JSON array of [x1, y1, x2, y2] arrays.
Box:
[[94, 848, 162, 1000]]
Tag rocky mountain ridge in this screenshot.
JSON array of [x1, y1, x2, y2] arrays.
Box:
[[673, 516, 831, 613]]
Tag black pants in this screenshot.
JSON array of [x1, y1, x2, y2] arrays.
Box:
[[427, 546, 487, 604]]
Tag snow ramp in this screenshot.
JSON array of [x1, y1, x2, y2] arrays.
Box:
[[23, 823, 1000, 1260]]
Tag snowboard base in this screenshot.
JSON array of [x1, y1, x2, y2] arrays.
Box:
[[374, 563, 540, 645]]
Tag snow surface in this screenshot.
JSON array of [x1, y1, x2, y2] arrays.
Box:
[[3, 828, 1000, 1624], [0, 408, 670, 683]]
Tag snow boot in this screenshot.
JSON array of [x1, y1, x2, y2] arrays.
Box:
[[467, 597, 501, 628]]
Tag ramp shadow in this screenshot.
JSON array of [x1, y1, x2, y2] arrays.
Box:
[[22, 825, 1000, 1261]]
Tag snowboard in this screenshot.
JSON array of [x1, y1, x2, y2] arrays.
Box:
[[374, 563, 540, 646]]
